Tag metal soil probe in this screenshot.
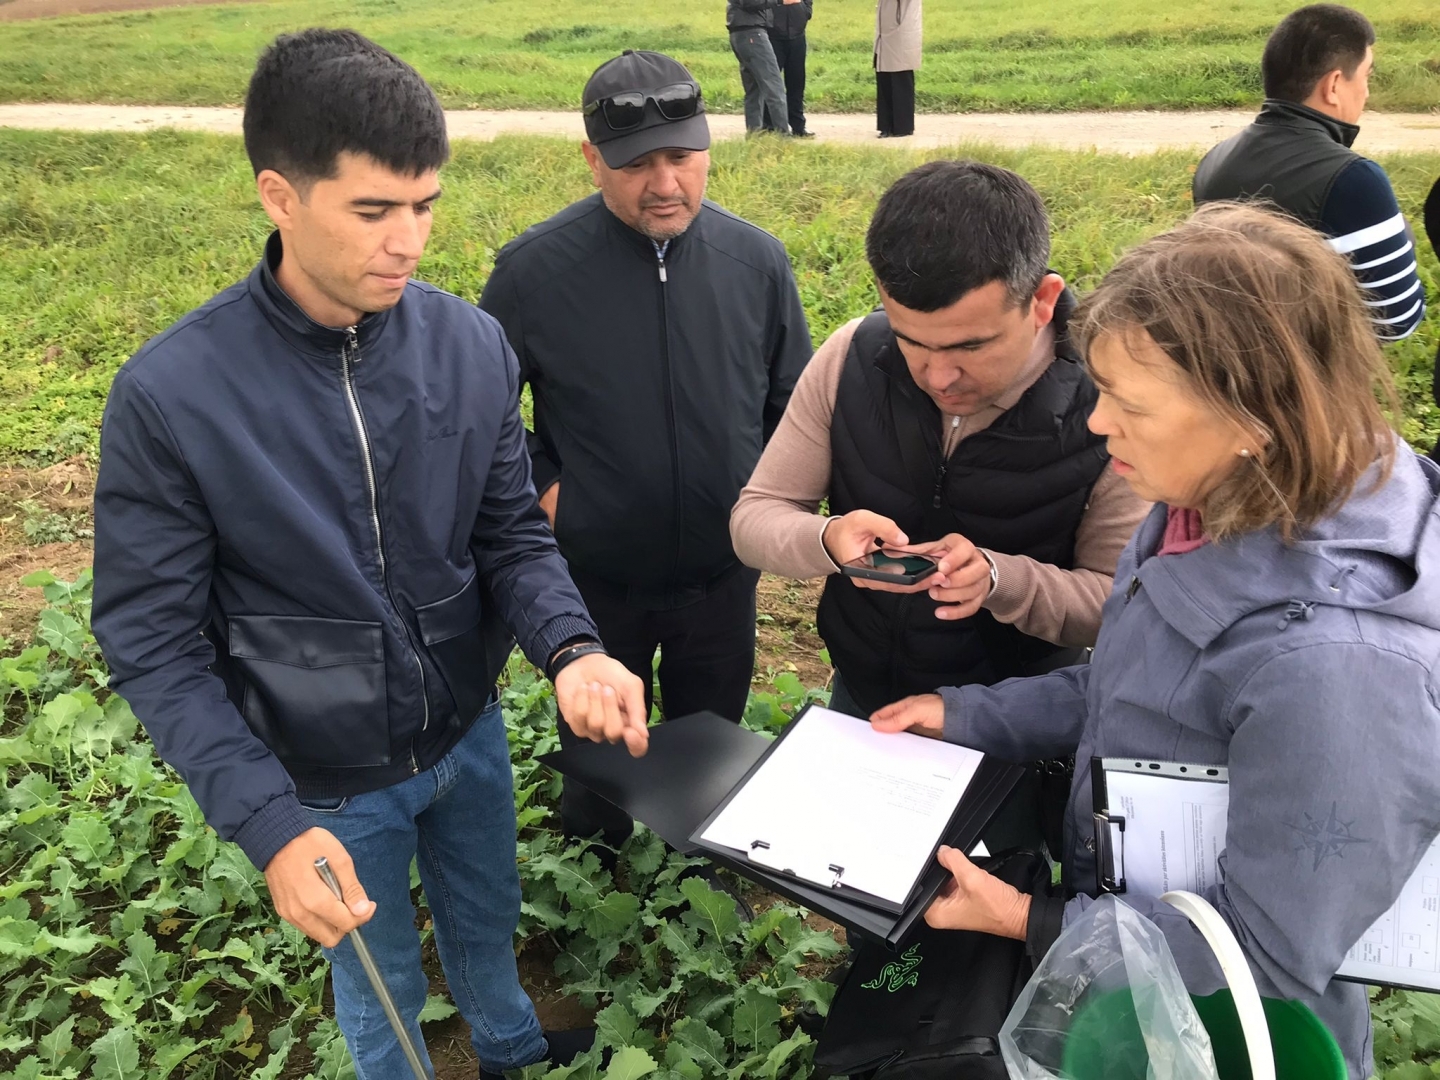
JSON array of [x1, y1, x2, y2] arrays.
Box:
[[314, 856, 430, 1080]]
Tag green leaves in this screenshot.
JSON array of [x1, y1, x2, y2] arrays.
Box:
[[60, 811, 115, 866], [38, 606, 90, 661], [678, 876, 743, 944], [0, 574, 846, 1080], [117, 932, 171, 1002], [88, 1027, 141, 1080], [1374, 989, 1440, 1074], [418, 994, 458, 1024], [603, 1046, 659, 1080], [731, 985, 782, 1052], [581, 890, 643, 941], [36, 1015, 76, 1070], [668, 1018, 730, 1077]]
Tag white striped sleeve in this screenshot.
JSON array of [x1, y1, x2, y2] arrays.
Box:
[[1321, 161, 1426, 342]]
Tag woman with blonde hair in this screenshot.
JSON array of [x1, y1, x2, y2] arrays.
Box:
[[872, 203, 1440, 1079]]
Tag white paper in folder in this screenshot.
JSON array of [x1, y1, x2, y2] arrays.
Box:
[[699, 706, 984, 905], [1098, 758, 1440, 991]]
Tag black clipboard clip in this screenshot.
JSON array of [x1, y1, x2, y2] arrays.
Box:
[[750, 839, 846, 890], [1093, 812, 1126, 894]]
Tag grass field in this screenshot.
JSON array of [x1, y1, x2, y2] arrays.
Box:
[[0, 0, 1437, 112], [3, 129, 1437, 465]]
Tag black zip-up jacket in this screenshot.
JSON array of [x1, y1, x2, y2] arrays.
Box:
[[727, 0, 781, 31], [92, 234, 598, 871], [480, 194, 812, 604], [770, 0, 813, 38]]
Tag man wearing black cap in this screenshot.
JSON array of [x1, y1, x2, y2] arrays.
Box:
[[480, 50, 812, 849]]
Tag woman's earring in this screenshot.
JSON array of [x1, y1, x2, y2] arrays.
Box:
[[1238, 448, 1252, 457]]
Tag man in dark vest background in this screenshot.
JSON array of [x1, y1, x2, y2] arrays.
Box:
[[1193, 5, 1424, 349], [731, 160, 1146, 770]]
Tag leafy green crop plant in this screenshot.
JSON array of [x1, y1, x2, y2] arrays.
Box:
[[0, 575, 843, 1079]]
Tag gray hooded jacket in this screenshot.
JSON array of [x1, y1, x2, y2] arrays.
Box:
[[942, 444, 1440, 1079]]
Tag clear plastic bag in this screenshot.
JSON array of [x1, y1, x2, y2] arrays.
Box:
[[999, 894, 1219, 1080]]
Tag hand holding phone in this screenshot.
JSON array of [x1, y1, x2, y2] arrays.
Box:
[[821, 509, 910, 568], [919, 533, 995, 620], [840, 549, 939, 585]]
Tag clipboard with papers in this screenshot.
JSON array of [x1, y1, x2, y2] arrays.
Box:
[[541, 705, 1024, 947], [1092, 756, 1440, 993], [691, 704, 1014, 918]]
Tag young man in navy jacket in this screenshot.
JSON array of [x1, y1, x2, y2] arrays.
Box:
[[92, 29, 646, 1080]]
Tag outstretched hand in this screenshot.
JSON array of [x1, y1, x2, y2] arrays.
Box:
[[869, 693, 945, 739], [554, 653, 650, 757]]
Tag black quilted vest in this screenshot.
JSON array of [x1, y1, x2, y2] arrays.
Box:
[[1192, 99, 1360, 230], [818, 301, 1108, 714]]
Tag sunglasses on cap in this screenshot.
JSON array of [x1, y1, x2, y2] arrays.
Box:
[[583, 82, 703, 132]]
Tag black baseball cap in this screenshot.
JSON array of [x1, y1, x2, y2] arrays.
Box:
[[582, 50, 710, 169]]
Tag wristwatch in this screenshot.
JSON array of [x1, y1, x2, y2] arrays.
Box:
[[546, 638, 608, 682]]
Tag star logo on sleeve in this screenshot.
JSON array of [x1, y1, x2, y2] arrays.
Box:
[[1287, 802, 1370, 872]]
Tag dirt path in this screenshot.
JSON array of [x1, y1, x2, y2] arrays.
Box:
[[4, 102, 1438, 153], [0, 0, 262, 18]]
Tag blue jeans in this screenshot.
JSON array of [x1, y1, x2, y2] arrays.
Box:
[[300, 700, 546, 1078]]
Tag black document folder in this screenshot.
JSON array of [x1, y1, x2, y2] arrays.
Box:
[[540, 707, 1024, 948]]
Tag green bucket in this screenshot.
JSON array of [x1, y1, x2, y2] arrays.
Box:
[[1040, 891, 1349, 1080], [1060, 987, 1346, 1080]]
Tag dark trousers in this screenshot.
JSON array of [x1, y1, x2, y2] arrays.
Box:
[[768, 32, 808, 135], [558, 566, 761, 842], [730, 28, 791, 134], [875, 69, 915, 136]]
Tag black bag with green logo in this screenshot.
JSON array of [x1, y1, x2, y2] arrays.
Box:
[[813, 850, 1050, 1079]]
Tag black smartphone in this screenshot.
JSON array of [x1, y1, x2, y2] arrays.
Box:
[[839, 550, 939, 585]]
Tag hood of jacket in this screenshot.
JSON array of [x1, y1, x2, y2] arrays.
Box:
[[1134, 442, 1440, 648]]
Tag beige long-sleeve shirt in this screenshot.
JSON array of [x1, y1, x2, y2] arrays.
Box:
[[730, 317, 1151, 647]]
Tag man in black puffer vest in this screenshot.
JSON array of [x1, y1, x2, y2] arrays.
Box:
[[1193, 5, 1424, 348], [732, 162, 1148, 844]]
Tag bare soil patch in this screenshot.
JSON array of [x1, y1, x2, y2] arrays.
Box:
[[0, 458, 94, 643], [755, 572, 831, 692], [0, 0, 261, 21]]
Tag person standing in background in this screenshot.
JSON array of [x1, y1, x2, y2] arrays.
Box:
[[875, 0, 921, 138], [727, 0, 803, 135], [768, 0, 814, 138], [480, 51, 812, 854], [1193, 5, 1424, 350]]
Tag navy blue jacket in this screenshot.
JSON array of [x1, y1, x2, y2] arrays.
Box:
[[480, 196, 811, 601], [92, 234, 598, 870]]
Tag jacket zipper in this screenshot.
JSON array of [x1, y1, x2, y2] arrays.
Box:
[[931, 415, 961, 508], [656, 250, 684, 581], [342, 326, 429, 775]]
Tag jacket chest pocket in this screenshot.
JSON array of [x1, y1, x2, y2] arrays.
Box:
[[415, 574, 494, 726], [1091, 602, 1203, 760], [228, 615, 390, 768]]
